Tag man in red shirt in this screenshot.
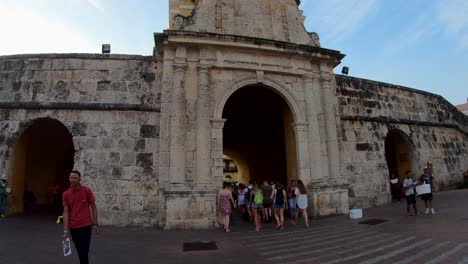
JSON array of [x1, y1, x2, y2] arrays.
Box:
[[62, 170, 98, 264]]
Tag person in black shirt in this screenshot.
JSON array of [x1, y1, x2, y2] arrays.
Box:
[[419, 167, 435, 214]]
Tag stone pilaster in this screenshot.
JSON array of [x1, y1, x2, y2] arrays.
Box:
[[195, 64, 212, 185], [211, 118, 226, 187], [320, 73, 340, 180], [294, 122, 311, 184], [168, 57, 188, 187], [303, 74, 323, 181]]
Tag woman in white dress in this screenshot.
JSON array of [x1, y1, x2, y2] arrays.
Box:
[[295, 180, 309, 227]]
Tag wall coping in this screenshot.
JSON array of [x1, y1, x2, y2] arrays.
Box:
[[336, 75, 468, 133], [0, 53, 153, 61]]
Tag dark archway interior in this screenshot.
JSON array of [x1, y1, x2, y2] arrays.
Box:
[[11, 118, 75, 214], [385, 130, 412, 180], [222, 85, 295, 186]]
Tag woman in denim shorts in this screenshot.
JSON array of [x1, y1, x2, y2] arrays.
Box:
[[271, 183, 287, 230]]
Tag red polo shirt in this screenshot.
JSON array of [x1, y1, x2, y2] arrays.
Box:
[[62, 185, 95, 229]]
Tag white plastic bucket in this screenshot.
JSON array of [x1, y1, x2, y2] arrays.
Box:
[[349, 208, 363, 219]]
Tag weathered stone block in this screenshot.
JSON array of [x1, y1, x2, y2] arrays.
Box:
[[137, 153, 153, 168], [121, 152, 136, 166]]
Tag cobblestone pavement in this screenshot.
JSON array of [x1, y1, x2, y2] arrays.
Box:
[[1, 189, 468, 264]]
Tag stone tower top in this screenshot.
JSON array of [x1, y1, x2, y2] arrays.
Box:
[[169, 0, 320, 47]]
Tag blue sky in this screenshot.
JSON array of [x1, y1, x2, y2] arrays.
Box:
[[0, 0, 466, 105]]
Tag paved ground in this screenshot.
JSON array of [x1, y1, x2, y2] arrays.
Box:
[[1, 189, 468, 264]]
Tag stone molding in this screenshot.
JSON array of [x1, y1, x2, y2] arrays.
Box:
[[213, 77, 306, 124], [0, 102, 159, 112], [210, 118, 226, 129]]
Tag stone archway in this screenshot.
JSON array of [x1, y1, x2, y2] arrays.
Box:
[[9, 118, 75, 214], [385, 129, 415, 181], [221, 84, 298, 186]]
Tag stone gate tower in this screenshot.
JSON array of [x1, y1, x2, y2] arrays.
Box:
[[156, 0, 347, 229]]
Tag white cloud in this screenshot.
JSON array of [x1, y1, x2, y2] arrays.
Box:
[[0, 3, 96, 55], [301, 0, 380, 42], [437, 0, 468, 50]]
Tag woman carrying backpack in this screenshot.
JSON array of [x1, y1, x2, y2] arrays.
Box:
[[295, 180, 309, 227], [271, 182, 287, 230], [250, 183, 264, 231]]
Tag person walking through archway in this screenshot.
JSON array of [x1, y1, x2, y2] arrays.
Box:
[[261, 180, 273, 223], [218, 181, 236, 232], [62, 170, 99, 264], [271, 182, 287, 230], [251, 183, 264, 231], [287, 180, 297, 224], [295, 180, 309, 227]]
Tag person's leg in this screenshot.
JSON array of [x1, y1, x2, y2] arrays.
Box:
[[302, 209, 309, 227], [423, 199, 429, 213], [246, 203, 252, 221], [288, 198, 294, 219], [255, 209, 261, 229], [0, 195, 5, 215], [274, 208, 280, 228], [70, 226, 92, 264], [429, 199, 435, 214], [279, 208, 284, 227], [225, 214, 231, 232]]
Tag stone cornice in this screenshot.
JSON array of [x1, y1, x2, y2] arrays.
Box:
[[154, 30, 345, 64], [0, 102, 159, 112]]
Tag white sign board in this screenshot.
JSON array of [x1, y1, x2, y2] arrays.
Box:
[[416, 184, 431, 195]]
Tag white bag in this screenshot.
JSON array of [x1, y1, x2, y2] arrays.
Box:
[[416, 184, 431, 195], [63, 238, 72, 256]]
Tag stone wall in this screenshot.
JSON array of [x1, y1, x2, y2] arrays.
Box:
[[336, 75, 468, 209], [0, 54, 161, 226]]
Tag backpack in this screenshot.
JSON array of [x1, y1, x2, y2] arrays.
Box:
[[275, 188, 285, 206], [245, 186, 253, 202], [254, 190, 263, 206]]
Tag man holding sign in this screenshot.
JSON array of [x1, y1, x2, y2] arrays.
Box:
[[419, 167, 435, 215]]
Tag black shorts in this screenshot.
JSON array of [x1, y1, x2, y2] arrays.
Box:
[[263, 201, 271, 208], [420, 193, 433, 201], [406, 194, 416, 205]]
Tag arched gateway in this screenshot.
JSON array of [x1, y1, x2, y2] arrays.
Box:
[[156, 0, 349, 229], [9, 118, 75, 214], [221, 83, 298, 186]]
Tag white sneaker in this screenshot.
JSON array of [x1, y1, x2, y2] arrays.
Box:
[[425, 208, 430, 214], [431, 208, 435, 215]]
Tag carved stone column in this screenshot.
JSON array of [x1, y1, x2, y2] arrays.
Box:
[[294, 122, 311, 184], [320, 73, 340, 181], [168, 61, 188, 185], [195, 64, 212, 185], [303, 74, 323, 181], [211, 118, 226, 187]]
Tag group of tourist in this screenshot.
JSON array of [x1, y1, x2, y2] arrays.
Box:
[[390, 167, 436, 216], [218, 178, 309, 232]]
